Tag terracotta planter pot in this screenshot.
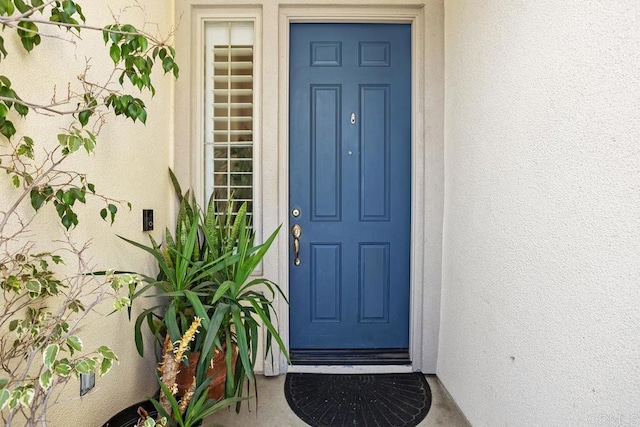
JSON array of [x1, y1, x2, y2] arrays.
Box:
[[175, 347, 237, 401]]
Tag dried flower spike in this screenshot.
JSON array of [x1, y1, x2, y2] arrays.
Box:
[[174, 317, 201, 362]]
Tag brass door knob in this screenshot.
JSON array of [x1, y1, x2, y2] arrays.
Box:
[[291, 224, 302, 266]]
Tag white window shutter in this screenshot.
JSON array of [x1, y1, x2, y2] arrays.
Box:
[[204, 23, 254, 217]]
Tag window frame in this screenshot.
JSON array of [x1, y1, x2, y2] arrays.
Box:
[[191, 9, 263, 254], [204, 21, 256, 219]]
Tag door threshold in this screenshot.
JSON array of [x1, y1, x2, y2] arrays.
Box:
[[287, 364, 414, 374], [290, 349, 410, 366]]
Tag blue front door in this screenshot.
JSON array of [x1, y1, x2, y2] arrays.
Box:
[[289, 23, 411, 354]]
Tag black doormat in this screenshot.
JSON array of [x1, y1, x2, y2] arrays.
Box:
[[284, 373, 432, 427]]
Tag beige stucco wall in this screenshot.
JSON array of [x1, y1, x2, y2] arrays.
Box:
[[3, 0, 438, 424], [8, 0, 638, 425], [0, 1, 174, 425], [439, 0, 640, 425]]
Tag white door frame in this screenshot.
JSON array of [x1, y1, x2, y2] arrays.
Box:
[[268, 4, 436, 375], [172, 0, 443, 376]]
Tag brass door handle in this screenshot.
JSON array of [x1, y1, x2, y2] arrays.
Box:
[[291, 224, 302, 266]]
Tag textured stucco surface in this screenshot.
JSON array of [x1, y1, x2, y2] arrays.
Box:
[[0, 2, 174, 425], [7, 0, 640, 425], [439, 1, 640, 426]]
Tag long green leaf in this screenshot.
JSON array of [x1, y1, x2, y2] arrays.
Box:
[[211, 280, 234, 304], [164, 303, 180, 343], [263, 278, 290, 303], [232, 212, 251, 295], [168, 167, 184, 203], [149, 397, 172, 424], [184, 375, 246, 425], [248, 297, 290, 362], [171, 217, 200, 291], [248, 317, 259, 382], [204, 195, 219, 255], [186, 376, 211, 414], [196, 396, 247, 421], [225, 202, 247, 255], [188, 252, 241, 284], [118, 235, 176, 285], [183, 290, 209, 329], [235, 225, 281, 287], [130, 280, 166, 300], [134, 306, 162, 356], [233, 363, 247, 412], [223, 332, 234, 398], [196, 303, 229, 385], [163, 228, 176, 266], [231, 305, 254, 382], [156, 380, 184, 424]]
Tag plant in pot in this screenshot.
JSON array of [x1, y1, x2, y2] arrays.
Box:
[[182, 198, 289, 405], [121, 194, 232, 398], [122, 191, 225, 356], [137, 317, 245, 427], [121, 170, 288, 413]]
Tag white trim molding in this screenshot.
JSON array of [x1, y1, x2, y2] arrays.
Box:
[[272, 3, 442, 376]]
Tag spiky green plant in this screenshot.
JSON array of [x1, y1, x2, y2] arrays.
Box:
[[184, 212, 288, 405], [142, 317, 245, 427], [123, 169, 288, 411], [119, 195, 235, 357]]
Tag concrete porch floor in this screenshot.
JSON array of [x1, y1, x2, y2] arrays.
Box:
[[206, 375, 470, 426]]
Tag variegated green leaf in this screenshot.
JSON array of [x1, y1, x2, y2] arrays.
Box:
[[100, 357, 113, 377], [39, 369, 53, 390], [226, 201, 247, 254], [0, 389, 9, 411], [20, 387, 34, 407], [66, 335, 83, 353], [54, 362, 71, 377], [8, 391, 19, 410], [75, 359, 93, 375], [97, 345, 117, 361], [204, 196, 219, 255], [43, 344, 59, 369]]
